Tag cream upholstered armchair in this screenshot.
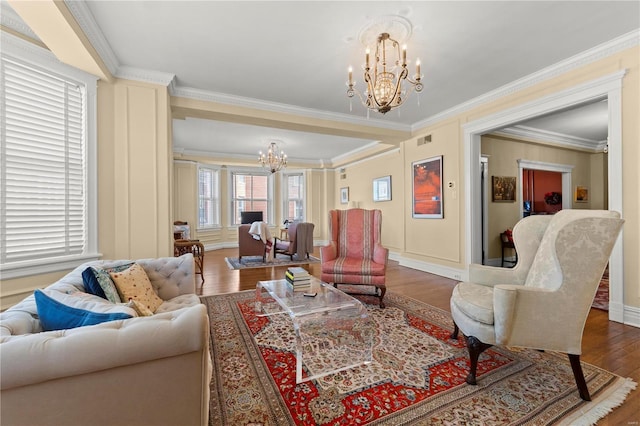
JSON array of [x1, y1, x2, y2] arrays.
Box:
[[320, 209, 389, 307], [450, 209, 623, 401]]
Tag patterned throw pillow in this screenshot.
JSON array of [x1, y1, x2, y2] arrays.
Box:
[[82, 262, 133, 303], [109, 263, 163, 314]]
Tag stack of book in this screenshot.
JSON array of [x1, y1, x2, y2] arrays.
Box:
[[285, 267, 311, 289]]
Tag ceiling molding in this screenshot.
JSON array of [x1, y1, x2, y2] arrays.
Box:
[[494, 125, 604, 152], [171, 85, 411, 133], [329, 141, 382, 164], [412, 29, 639, 132], [173, 148, 322, 167], [336, 147, 401, 170], [116, 65, 176, 87], [1, 2, 42, 42], [64, 0, 119, 77], [63, 0, 409, 133], [1, 31, 98, 84], [64, 2, 638, 137]]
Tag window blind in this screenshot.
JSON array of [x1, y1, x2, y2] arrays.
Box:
[[1, 58, 86, 264]]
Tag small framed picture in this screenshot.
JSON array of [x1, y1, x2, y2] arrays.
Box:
[[492, 176, 516, 202], [340, 187, 349, 204], [373, 175, 392, 202], [575, 186, 589, 203]]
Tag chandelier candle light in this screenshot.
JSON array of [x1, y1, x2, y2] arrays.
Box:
[[347, 32, 423, 114], [259, 141, 287, 173]]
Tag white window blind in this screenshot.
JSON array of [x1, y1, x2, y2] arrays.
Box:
[[1, 58, 86, 264]]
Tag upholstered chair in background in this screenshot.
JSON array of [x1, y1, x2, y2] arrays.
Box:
[[320, 209, 389, 307], [450, 209, 624, 401], [238, 224, 267, 262], [274, 221, 315, 260]]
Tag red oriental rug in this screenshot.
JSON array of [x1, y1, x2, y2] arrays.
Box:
[[201, 291, 635, 425]]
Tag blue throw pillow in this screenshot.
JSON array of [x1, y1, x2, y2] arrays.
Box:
[[82, 267, 107, 299], [34, 289, 133, 331]]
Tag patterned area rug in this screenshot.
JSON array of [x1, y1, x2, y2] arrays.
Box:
[[201, 291, 635, 425], [225, 254, 320, 270]]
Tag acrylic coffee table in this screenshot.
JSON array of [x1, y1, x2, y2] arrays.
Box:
[[255, 277, 373, 383]]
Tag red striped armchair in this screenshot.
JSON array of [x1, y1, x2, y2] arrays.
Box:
[[320, 209, 389, 307]]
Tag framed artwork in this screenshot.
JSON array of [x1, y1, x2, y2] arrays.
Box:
[[492, 176, 516, 202], [373, 175, 392, 202], [575, 185, 589, 203], [412, 156, 443, 218], [340, 187, 349, 204]]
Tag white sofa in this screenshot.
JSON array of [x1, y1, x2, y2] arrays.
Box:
[[0, 254, 211, 426]]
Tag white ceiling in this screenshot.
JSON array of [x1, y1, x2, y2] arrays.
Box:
[[3, 1, 638, 164]]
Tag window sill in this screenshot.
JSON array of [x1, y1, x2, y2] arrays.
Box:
[[0, 253, 102, 280]]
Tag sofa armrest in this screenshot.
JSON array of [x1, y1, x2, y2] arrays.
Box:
[[0, 304, 208, 390]]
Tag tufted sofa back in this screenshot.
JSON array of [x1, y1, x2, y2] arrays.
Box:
[[0, 254, 195, 338]]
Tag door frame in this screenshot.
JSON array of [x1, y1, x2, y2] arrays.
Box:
[[463, 70, 626, 323]]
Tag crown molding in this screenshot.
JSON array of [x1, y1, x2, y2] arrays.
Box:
[[335, 147, 401, 170], [494, 125, 604, 152], [173, 148, 322, 167], [116, 65, 176, 87], [330, 141, 382, 164], [64, 0, 120, 76], [171, 85, 411, 133], [412, 29, 639, 132], [1, 2, 42, 42], [1, 31, 98, 84]]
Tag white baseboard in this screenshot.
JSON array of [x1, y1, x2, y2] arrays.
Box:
[[395, 255, 467, 282], [623, 304, 640, 328]]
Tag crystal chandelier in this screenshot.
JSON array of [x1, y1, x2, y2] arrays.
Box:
[[347, 32, 423, 114], [258, 141, 287, 173]]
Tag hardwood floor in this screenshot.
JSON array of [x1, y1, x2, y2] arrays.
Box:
[[198, 248, 639, 425]]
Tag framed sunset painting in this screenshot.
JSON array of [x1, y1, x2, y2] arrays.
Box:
[[412, 156, 443, 218]]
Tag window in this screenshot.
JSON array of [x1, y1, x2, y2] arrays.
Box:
[[230, 171, 271, 225], [198, 165, 220, 228], [1, 40, 98, 279], [283, 172, 304, 222]]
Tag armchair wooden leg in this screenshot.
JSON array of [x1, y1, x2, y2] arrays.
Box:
[[465, 336, 492, 385], [450, 322, 459, 340], [568, 354, 591, 401], [378, 286, 386, 309]]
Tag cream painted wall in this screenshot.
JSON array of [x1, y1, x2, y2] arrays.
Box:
[[404, 120, 463, 267], [97, 78, 173, 260], [173, 161, 198, 228], [481, 135, 597, 260], [590, 153, 608, 210], [331, 150, 405, 253]]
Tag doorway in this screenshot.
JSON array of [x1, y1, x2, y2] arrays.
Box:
[[464, 71, 625, 323]]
